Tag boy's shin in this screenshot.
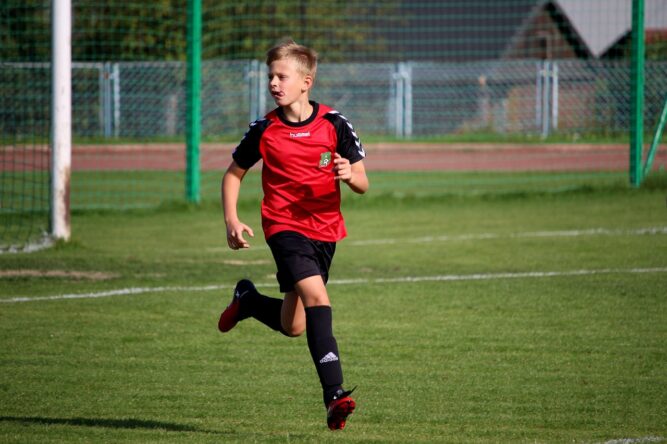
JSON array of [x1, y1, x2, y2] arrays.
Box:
[[305, 305, 344, 405]]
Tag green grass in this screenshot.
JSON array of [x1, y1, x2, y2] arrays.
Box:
[[67, 170, 636, 210], [4, 129, 637, 147], [1, 173, 666, 443]]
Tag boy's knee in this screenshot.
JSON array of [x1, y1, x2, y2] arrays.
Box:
[[283, 321, 305, 337]]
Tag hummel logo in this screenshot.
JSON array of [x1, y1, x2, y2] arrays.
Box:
[[290, 131, 310, 138], [319, 352, 339, 364]]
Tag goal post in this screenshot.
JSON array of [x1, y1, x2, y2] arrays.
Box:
[[629, 0, 645, 187], [51, 0, 72, 240], [185, 0, 202, 204]]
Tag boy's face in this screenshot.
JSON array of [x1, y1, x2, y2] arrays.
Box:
[[268, 58, 312, 107]]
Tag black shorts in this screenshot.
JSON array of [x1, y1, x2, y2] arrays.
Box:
[[266, 231, 336, 293]]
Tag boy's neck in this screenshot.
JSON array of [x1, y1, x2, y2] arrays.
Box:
[[281, 98, 313, 123]]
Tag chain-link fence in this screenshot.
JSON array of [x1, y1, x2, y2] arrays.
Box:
[[10, 58, 659, 140]]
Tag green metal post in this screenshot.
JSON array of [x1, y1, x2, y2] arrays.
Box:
[[629, 0, 645, 187], [643, 95, 667, 178], [186, 0, 202, 203]]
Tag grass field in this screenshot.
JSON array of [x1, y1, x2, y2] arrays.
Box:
[[1, 171, 666, 443]]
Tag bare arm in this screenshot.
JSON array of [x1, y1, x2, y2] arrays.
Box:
[[222, 161, 254, 249], [333, 153, 369, 194]]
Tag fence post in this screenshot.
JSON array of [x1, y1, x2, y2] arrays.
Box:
[[51, 0, 72, 241], [551, 62, 558, 131], [103, 62, 113, 138], [403, 62, 413, 138], [393, 63, 404, 138], [97, 63, 104, 135], [248, 60, 265, 122], [629, 0, 645, 187], [113, 63, 121, 138], [535, 62, 542, 130], [392, 63, 413, 138], [258, 62, 267, 120], [541, 61, 551, 139], [248, 61, 256, 123], [185, 0, 202, 203]]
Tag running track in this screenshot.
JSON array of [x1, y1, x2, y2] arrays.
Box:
[[2, 142, 666, 172]]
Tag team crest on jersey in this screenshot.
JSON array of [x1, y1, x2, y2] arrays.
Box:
[[319, 152, 332, 168]]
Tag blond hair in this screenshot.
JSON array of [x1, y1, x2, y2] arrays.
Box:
[[266, 39, 318, 80]]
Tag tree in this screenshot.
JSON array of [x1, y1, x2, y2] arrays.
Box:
[[2, 0, 402, 63], [202, 0, 403, 62], [0, 0, 51, 62], [646, 38, 667, 61], [72, 0, 186, 61]]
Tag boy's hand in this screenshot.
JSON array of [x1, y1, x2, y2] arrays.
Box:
[[226, 220, 254, 250], [333, 153, 352, 182], [332, 153, 369, 194]]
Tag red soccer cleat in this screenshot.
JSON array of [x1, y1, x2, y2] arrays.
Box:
[[218, 279, 255, 333], [326, 388, 356, 430]]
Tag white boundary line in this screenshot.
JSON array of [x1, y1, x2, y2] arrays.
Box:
[[206, 227, 667, 253], [3, 267, 667, 304], [349, 226, 667, 246], [203, 226, 667, 252], [601, 437, 664, 444]]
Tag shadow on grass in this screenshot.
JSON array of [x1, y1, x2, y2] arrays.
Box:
[[0, 416, 221, 434]]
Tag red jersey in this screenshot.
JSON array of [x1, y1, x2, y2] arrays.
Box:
[[232, 102, 365, 242]]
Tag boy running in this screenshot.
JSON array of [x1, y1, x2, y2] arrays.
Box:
[[218, 39, 369, 431]]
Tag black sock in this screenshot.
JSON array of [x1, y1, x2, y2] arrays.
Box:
[[305, 305, 344, 406], [243, 292, 288, 336]]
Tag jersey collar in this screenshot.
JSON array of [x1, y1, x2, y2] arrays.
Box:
[[276, 101, 319, 127]]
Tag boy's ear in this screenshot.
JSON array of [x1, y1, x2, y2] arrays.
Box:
[[302, 74, 314, 92]]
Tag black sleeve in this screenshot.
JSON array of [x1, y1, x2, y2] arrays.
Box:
[[232, 119, 271, 170], [324, 111, 366, 164]]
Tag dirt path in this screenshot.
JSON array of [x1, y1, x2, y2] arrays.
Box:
[[3, 142, 666, 172]]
